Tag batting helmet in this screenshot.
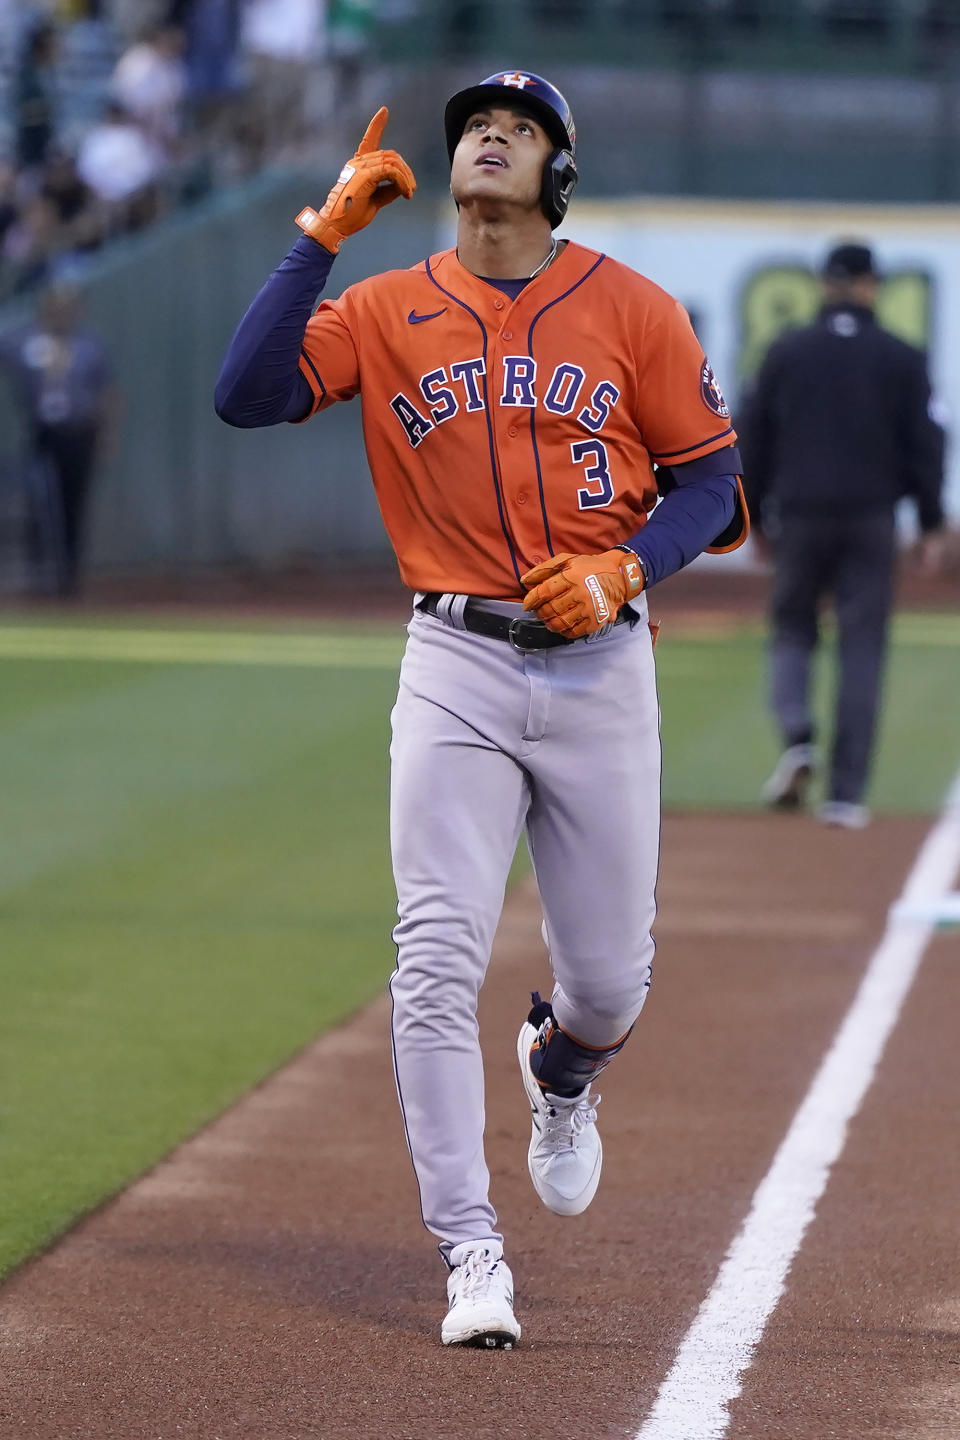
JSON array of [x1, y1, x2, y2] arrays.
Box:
[[443, 70, 578, 230]]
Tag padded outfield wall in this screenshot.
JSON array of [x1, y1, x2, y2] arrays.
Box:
[[1, 182, 957, 576]]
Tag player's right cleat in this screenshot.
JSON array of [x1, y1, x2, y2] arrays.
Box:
[[815, 799, 871, 830], [761, 742, 818, 810], [441, 1249, 520, 1349], [517, 1020, 602, 1217]]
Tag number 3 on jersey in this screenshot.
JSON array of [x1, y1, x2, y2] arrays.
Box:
[[571, 438, 613, 510]]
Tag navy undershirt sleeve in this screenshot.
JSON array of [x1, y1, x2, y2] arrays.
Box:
[[214, 236, 335, 428], [625, 472, 738, 588], [662, 447, 742, 485]]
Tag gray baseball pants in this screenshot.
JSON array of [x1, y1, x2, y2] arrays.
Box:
[[388, 596, 661, 1261]]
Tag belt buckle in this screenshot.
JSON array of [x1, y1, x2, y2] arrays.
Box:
[[508, 617, 546, 653]]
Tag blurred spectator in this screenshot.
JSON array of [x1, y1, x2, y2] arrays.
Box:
[[739, 241, 946, 830], [15, 20, 60, 172], [1, 194, 61, 296], [169, 0, 242, 120], [165, 0, 245, 177], [40, 149, 89, 225], [240, 0, 323, 163], [41, 148, 97, 233], [0, 0, 367, 304], [41, 148, 107, 263], [75, 99, 163, 229], [110, 22, 187, 150], [0, 282, 120, 597], [1, 150, 105, 299]]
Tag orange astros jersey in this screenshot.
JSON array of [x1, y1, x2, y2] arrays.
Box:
[[298, 240, 740, 598]]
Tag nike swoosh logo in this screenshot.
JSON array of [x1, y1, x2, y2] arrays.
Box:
[[408, 308, 446, 325]]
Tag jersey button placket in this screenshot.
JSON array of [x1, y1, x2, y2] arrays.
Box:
[[489, 300, 536, 566]]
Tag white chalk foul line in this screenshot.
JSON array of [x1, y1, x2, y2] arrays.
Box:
[[635, 768, 960, 1440]]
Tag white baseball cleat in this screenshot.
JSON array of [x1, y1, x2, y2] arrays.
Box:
[[441, 1248, 520, 1349], [761, 742, 818, 810], [517, 1021, 602, 1217]]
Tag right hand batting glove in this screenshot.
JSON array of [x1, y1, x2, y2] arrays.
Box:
[[521, 549, 645, 638], [295, 107, 416, 254]]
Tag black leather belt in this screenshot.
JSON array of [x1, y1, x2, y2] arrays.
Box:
[[417, 594, 628, 653]]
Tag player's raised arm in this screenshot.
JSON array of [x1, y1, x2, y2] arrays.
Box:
[[214, 109, 416, 429]]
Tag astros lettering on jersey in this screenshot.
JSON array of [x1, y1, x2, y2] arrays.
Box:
[[297, 241, 740, 598]]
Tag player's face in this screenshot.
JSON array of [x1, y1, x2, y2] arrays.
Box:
[[450, 107, 554, 213]]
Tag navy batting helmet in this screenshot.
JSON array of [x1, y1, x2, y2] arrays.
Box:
[[444, 70, 578, 229]]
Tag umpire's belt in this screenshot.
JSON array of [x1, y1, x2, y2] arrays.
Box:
[[416, 593, 628, 653]]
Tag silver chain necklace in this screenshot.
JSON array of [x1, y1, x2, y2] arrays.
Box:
[[528, 237, 558, 279]]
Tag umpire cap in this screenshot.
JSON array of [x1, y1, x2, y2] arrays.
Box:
[[444, 70, 578, 228], [821, 242, 880, 281]]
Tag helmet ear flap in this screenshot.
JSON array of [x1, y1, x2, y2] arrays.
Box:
[[542, 148, 578, 229]]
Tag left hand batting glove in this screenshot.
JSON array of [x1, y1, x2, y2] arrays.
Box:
[[295, 107, 416, 254], [521, 549, 645, 638]]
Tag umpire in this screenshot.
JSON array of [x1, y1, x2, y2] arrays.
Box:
[[739, 242, 946, 828]]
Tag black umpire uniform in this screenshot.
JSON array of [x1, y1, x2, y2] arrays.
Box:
[[738, 243, 945, 822]]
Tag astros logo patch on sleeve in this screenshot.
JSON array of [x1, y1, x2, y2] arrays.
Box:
[[700, 360, 730, 418]]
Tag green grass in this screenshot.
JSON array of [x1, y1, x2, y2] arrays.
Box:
[[658, 613, 960, 812], [0, 645, 402, 1275], [1, 613, 958, 1279]]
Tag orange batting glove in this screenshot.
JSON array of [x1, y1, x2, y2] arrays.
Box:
[[521, 549, 645, 638], [295, 107, 416, 254]]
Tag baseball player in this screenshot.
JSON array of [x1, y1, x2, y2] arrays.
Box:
[[216, 72, 748, 1349]]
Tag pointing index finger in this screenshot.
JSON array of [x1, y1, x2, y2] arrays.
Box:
[[356, 106, 389, 155]]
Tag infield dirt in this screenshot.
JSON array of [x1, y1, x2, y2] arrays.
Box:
[[1, 810, 957, 1439]]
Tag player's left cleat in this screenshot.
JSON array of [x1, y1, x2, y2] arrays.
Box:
[[441, 1248, 520, 1349], [517, 1020, 602, 1216]]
